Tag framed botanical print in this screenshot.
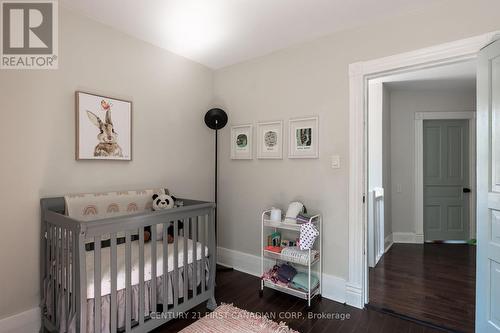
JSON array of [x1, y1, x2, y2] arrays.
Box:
[[76, 91, 132, 161], [257, 120, 283, 159], [231, 124, 253, 159], [288, 116, 319, 159]]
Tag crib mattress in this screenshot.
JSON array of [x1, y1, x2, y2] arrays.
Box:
[[86, 236, 208, 298]]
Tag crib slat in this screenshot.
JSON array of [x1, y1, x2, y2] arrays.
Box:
[[192, 218, 198, 296], [45, 224, 51, 318], [110, 234, 117, 333], [47, 224, 52, 322], [64, 228, 70, 333], [68, 230, 71, 318], [55, 227, 60, 328], [56, 227, 60, 325], [77, 230, 88, 333], [173, 221, 179, 307], [59, 228, 63, 327], [40, 217, 47, 331], [72, 230, 77, 321], [201, 216, 206, 294], [94, 235, 101, 333], [59, 228, 64, 326], [125, 231, 132, 332], [139, 227, 145, 325], [51, 225, 56, 324], [183, 219, 189, 302], [162, 223, 168, 310], [151, 227, 157, 312], [61, 229, 65, 330]]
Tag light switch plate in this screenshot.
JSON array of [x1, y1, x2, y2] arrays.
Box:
[[331, 155, 340, 169]]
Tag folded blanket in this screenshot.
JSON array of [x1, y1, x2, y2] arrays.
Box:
[[295, 213, 314, 224], [277, 264, 297, 283], [291, 272, 319, 291]]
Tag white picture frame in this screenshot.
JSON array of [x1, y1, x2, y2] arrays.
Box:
[[76, 91, 132, 161], [231, 124, 253, 159], [288, 116, 319, 159], [257, 120, 283, 159]]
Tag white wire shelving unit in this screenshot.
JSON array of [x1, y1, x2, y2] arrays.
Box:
[[259, 209, 322, 308]]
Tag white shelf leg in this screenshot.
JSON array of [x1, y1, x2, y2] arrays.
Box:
[[308, 248, 311, 307], [261, 212, 264, 292], [320, 215, 323, 297]]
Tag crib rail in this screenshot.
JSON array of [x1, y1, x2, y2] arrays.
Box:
[[41, 197, 216, 333]]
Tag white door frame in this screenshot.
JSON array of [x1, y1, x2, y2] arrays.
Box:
[[347, 31, 498, 309], [415, 111, 476, 242]]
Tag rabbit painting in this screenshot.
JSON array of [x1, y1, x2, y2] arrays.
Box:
[[86, 100, 123, 157]]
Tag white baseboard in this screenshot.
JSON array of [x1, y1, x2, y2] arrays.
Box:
[[384, 234, 394, 252], [345, 283, 363, 309], [0, 307, 40, 333], [392, 232, 424, 244], [217, 246, 263, 277], [217, 246, 347, 304], [415, 234, 424, 243]]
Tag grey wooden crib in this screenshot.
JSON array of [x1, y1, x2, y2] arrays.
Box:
[[40, 197, 217, 333]]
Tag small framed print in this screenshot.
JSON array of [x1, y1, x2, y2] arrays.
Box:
[[76, 91, 132, 161], [231, 124, 253, 159], [257, 120, 283, 159], [289, 116, 319, 159]]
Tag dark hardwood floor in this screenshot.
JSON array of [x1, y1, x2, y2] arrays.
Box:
[[369, 244, 476, 333], [153, 268, 447, 333]]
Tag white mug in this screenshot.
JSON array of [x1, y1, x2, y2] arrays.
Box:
[[270, 207, 282, 222]]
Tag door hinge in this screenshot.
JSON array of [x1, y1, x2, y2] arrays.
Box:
[[363, 195, 366, 203]]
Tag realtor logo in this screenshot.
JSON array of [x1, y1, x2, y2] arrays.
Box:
[[1, 0, 58, 69]]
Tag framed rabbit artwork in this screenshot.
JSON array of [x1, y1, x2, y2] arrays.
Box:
[[76, 91, 132, 161]]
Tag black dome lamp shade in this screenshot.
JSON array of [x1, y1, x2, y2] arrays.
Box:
[[205, 108, 228, 130], [204, 108, 231, 271]]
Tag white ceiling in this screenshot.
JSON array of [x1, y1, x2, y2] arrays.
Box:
[[61, 0, 445, 69], [374, 60, 477, 91]]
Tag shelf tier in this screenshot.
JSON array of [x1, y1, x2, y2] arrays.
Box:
[[263, 219, 305, 231], [262, 278, 320, 300], [263, 249, 320, 266]]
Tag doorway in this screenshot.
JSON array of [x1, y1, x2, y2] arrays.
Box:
[[347, 31, 500, 333], [365, 61, 477, 332]]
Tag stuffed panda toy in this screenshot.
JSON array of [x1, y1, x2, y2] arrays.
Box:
[[146, 189, 183, 242], [152, 192, 175, 210]]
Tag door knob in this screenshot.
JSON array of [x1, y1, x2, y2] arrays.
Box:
[[463, 188, 471, 193]]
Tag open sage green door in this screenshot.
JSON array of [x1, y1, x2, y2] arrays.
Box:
[[477, 38, 500, 333]]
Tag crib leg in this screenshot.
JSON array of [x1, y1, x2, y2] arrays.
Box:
[[206, 296, 217, 311]]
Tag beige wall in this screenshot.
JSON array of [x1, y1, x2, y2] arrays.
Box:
[[0, 7, 214, 318], [213, 0, 500, 281]]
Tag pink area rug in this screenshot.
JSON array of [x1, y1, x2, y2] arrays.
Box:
[[179, 303, 300, 333]]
